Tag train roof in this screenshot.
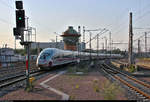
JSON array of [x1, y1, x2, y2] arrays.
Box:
[[40, 48, 122, 57]]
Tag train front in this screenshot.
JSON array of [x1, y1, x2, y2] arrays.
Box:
[[36, 48, 54, 70]]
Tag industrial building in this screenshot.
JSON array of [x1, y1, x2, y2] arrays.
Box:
[[30, 26, 87, 51], [30, 41, 86, 51], [30, 41, 64, 50], [0, 48, 22, 67]]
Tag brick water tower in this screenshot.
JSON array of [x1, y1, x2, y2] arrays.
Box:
[[61, 26, 81, 51]]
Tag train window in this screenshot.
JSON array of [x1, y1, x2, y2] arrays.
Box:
[[43, 55, 46, 59], [40, 53, 50, 59], [64, 54, 73, 58], [59, 54, 63, 58], [54, 56, 60, 59]]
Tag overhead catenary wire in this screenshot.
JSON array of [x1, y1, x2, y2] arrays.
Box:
[[0, 17, 13, 25], [0, 0, 14, 9], [0, 0, 54, 37], [110, 1, 150, 39], [0, 0, 14, 25], [133, 31, 150, 42], [85, 29, 109, 44]]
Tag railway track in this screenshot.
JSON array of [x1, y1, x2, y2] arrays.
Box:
[[0, 70, 45, 89], [0, 64, 36, 72], [0, 63, 38, 80], [101, 63, 150, 101]]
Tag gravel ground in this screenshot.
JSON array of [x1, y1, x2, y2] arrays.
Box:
[[46, 67, 127, 100], [138, 77, 150, 84], [0, 71, 60, 100], [0, 67, 68, 100], [1, 61, 149, 101]]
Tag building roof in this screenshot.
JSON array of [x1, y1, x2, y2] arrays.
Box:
[[63, 26, 79, 35], [61, 26, 81, 37]]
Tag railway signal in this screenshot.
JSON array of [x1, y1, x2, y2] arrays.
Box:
[[13, 0, 32, 91], [16, 1, 23, 9], [14, 0, 25, 43], [13, 28, 20, 36], [16, 10, 25, 28]]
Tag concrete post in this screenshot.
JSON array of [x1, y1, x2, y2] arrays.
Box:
[[128, 12, 134, 66]]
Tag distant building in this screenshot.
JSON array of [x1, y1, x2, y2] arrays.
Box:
[[0, 48, 16, 67], [0, 48, 14, 56], [30, 41, 86, 51], [30, 41, 64, 50], [0, 48, 14, 63]]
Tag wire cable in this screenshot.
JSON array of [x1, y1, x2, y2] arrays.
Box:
[[0, 0, 14, 9]]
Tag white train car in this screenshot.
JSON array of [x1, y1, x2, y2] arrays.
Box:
[[36, 48, 122, 70]]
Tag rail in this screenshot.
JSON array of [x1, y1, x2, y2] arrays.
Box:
[[101, 63, 150, 100], [0, 70, 45, 88]]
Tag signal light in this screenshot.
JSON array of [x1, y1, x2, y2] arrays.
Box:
[[16, 1, 23, 9], [19, 17, 22, 20], [16, 10, 25, 28], [13, 28, 21, 36]]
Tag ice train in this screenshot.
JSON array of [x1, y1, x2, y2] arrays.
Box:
[[36, 48, 122, 70]]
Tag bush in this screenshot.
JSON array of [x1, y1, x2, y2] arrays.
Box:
[[67, 66, 76, 73], [69, 95, 75, 100], [93, 84, 100, 92], [128, 64, 136, 73], [67, 62, 89, 74], [102, 80, 121, 100], [76, 66, 89, 73]]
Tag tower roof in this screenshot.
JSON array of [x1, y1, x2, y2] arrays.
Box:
[[63, 26, 78, 35]]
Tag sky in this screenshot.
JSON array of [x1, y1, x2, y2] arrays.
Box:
[[0, 0, 150, 51]]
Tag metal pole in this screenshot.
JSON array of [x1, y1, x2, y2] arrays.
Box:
[[105, 37, 107, 53], [128, 12, 134, 66], [78, 26, 80, 59], [27, 43, 30, 78], [25, 45, 29, 89], [27, 17, 29, 41], [56, 36, 57, 48], [37, 42, 40, 55], [109, 32, 111, 56], [33, 28, 38, 55], [78, 26, 81, 52], [97, 34, 99, 58], [30, 28, 32, 42], [89, 32, 92, 61], [83, 26, 85, 43], [145, 32, 147, 57], [111, 40, 113, 51], [102, 43, 104, 51], [15, 37, 16, 50], [25, 16, 30, 90], [35, 28, 36, 43], [138, 39, 141, 57]]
